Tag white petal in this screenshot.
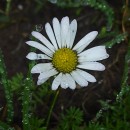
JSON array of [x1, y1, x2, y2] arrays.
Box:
[[26, 41, 53, 57], [52, 73, 62, 90], [37, 78, 49, 85], [69, 19, 77, 48], [78, 46, 109, 62], [31, 31, 55, 52], [66, 28, 71, 48], [61, 16, 69, 47], [26, 52, 51, 60], [77, 62, 105, 71], [45, 23, 58, 50], [65, 73, 76, 89], [53, 18, 61, 48], [76, 69, 96, 82], [60, 74, 69, 89], [73, 31, 98, 53], [38, 68, 58, 80], [71, 70, 88, 87], [31, 63, 53, 73]]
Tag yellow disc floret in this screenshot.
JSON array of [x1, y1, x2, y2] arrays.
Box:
[[52, 48, 78, 73]]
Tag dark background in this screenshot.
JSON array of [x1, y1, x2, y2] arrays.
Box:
[[0, 0, 128, 127]]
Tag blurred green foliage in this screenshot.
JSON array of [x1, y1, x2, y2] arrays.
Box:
[[57, 107, 83, 130], [0, 50, 14, 124], [49, 0, 114, 30], [0, 0, 130, 130], [29, 117, 46, 130]]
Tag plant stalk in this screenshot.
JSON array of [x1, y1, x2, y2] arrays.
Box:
[[46, 89, 60, 129]]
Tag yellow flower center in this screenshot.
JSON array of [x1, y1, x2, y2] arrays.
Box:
[[52, 48, 78, 73]]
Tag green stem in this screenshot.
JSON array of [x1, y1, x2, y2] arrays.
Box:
[[5, 0, 11, 16], [0, 49, 14, 124], [22, 63, 34, 130], [22, 78, 31, 130], [46, 89, 60, 129]]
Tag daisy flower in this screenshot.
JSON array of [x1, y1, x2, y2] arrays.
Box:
[[26, 16, 109, 90]]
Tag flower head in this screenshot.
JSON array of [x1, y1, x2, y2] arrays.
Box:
[[26, 16, 109, 90]]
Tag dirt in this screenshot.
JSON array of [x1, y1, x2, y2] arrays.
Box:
[[0, 0, 127, 128]]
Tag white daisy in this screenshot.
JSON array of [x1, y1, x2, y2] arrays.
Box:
[[26, 16, 109, 90]]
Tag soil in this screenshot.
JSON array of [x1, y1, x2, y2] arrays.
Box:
[[0, 0, 128, 129]]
